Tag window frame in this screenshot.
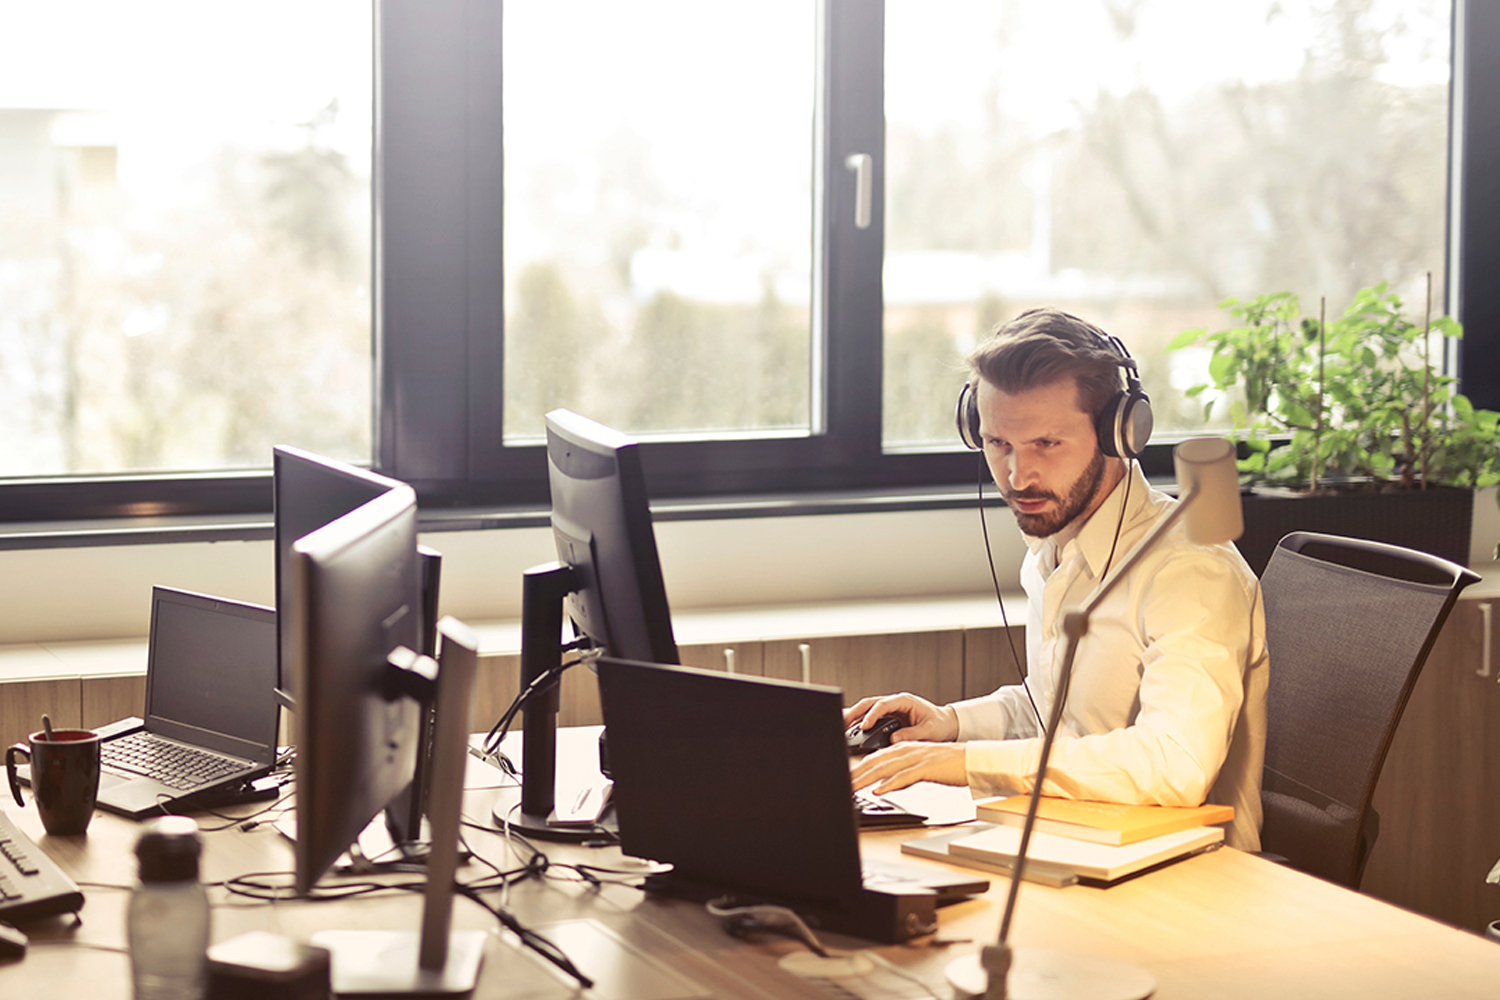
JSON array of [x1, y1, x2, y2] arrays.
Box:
[[0, 0, 1486, 533]]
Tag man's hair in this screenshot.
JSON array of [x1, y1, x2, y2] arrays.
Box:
[[966, 307, 1125, 420]]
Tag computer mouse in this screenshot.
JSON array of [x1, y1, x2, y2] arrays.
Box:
[[846, 714, 904, 755], [0, 921, 27, 959]]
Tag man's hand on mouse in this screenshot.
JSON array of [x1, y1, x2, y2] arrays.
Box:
[[844, 693, 966, 793], [843, 693, 959, 743]]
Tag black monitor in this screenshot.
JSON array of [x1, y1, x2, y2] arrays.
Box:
[[289, 485, 485, 992], [273, 445, 440, 848], [547, 408, 678, 664], [289, 485, 424, 890], [495, 409, 679, 839], [273, 445, 408, 696]]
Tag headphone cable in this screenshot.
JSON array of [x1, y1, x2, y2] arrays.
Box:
[[1099, 457, 1134, 582], [978, 456, 1044, 731]]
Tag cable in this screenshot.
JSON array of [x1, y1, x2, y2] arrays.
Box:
[[1048, 456, 1135, 730], [978, 455, 1043, 730], [705, 900, 945, 999], [1099, 457, 1135, 583], [980, 451, 1137, 734], [706, 898, 830, 956], [454, 885, 595, 990], [479, 644, 601, 762]]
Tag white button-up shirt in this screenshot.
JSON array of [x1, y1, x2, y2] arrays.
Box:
[[951, 462, 1269, 851]]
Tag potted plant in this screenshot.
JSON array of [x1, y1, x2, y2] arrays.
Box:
[[1168, 282, 1500, 572]]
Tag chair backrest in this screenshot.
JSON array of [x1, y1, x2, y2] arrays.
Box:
[[1259, 530, 1479, 888]]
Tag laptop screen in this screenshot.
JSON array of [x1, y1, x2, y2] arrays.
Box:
[[596, 657, 865, 908], [144, 587, 278, 763]]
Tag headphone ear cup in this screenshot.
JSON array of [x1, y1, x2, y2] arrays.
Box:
[[956, 382, 983, 451], [1121, 389, 1153, 458], [1097, 389, 1153, 459]]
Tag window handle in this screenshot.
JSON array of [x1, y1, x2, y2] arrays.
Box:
[[1480, 602, 1493, 679], [845, 153, 873, 229]]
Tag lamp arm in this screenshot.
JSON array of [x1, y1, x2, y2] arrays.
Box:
[[985, 483, 1203, 995], [1075, 482, 1200, 624]]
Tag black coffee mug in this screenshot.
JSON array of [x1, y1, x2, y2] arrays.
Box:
[[7, 729, 102, 835]]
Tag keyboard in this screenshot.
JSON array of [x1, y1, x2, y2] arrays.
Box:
[[102, 732, 246, 791], [0, 809, 84, 923], [855, 790, 928, 829]]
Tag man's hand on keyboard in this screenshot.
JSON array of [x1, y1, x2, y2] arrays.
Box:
[[849, 741, 966, 795], [843, 693, 959, 743]]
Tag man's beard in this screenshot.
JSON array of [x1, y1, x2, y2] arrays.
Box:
[[1004, 449, 1108, 538]]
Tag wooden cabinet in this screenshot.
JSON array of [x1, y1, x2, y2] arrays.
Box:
[[761, 631, 965, 707], [81, 676, 146, 732], [1362, 597, 1500, 932], [962, 626, 1028, 698], [1, 675, 146, 752], [0, 604, 1024, 794], [0, 679, 83, 750], [464, 627, 1007, 735]]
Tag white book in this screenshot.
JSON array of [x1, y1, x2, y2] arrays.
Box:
[[901, 825, 1080, 888], [902, 822, 1223, 887]]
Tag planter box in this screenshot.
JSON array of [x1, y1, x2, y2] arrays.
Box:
[[1234, 485, 1473, 577]]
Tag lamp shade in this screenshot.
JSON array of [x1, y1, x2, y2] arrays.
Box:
[[1173, 437, 1243, 545]]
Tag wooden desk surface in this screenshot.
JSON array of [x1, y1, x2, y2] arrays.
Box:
[[5, 763, 1500, 1000]]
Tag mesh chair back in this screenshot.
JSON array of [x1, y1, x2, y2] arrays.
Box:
[[1260, 531, 1478, 888]]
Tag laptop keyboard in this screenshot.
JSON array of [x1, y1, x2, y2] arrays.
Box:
[[102, 732, 245, 790], [854, 790, 927, 828]]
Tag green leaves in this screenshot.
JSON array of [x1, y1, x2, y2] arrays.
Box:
[[1167, 327, 1207, 351], [1169, 284, 1500, 492]]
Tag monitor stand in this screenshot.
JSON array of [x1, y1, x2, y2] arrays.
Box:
[[488, 562, 618, 844], [487, 727, 618, 843], [311, 621, 489, 996]]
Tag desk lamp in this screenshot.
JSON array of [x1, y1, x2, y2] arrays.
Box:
[[947, 437, 1244, 1000]]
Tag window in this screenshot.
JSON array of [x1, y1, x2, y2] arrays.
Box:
[[500, 2, 814, 443], [882, 0, 1453, 448], [0, 1, 373, 480], [2, 0, 1491, 530]]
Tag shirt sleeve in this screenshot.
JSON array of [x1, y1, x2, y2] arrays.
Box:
[[950, 685, 1044, 742], [961, 547, 1260, 807]]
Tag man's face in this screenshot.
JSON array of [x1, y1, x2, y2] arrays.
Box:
[[976, 376, 1120, 538]]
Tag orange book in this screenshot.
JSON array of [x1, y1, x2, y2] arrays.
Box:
[[974, 795, 1234, 847]]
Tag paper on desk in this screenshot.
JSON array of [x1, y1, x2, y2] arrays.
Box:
[[879, 781, 978, 826]]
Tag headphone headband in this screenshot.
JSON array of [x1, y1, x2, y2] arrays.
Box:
[[956, 326, 1153, 459]]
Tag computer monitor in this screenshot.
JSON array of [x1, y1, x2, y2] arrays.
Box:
[[498, 410, 679, 839], [273, 445, 408, 696], [289, 485, 424, 891], [273, 444, 440, 848], [546, 408, 678, 664], [289, 486, 485, 993]]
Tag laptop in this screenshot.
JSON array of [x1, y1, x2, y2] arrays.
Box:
[[594, 657, 988, 943], [88, 587, 280, 819]]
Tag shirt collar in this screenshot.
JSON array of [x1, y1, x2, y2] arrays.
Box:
[[1022, 461, 1154, 578]]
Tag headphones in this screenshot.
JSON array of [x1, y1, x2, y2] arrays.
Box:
[[955, 330, 1153, 460]]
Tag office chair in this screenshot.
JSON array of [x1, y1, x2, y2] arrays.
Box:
[[1258, 530, 1480, 889]]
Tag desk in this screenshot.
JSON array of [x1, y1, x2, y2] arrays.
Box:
[[5, 761, 1500, 999]]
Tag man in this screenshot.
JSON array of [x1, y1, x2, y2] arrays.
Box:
[[847, 308, 1268, 851]]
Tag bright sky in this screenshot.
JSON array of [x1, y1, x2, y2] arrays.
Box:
[[0, 0, 1448, 261], [884, 0, 1449, 135], [0, 0, 372, 199]]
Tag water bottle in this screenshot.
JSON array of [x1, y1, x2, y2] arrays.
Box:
[[127, 816, 210, 1000]]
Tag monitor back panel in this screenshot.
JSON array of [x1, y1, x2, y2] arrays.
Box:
[[595, 658, 865, 908]]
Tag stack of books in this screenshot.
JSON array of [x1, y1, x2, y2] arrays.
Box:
[[901, 796, 1233, 887]]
